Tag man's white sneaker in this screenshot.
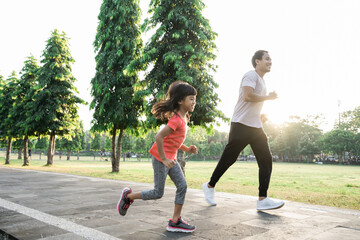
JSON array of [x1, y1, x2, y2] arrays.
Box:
[[202, 182, 217, 206], [257, 197, 284, 210]]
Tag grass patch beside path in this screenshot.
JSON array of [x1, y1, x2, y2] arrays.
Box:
[[1, 158, 359, 210]]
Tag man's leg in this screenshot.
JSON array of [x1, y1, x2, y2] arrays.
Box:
[[208, 123, 250, 187], [250, 129, 272, 198], [251, 129, 284, 210]]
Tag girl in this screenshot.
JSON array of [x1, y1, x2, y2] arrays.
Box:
[[117, 81, 198, 233]]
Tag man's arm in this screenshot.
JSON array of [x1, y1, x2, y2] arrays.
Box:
[[243, 86, 278, 102]]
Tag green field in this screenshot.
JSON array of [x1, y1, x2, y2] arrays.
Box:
[[1, 157, 359, 210]]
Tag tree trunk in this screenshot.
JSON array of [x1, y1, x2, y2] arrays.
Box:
[[111, 126, 117, 172], [59, 150, 62, 160], [114, 127, 124, 173], [23, 135, 29, 166], [177, 149, 186, 176], [39, 151, 42, 160], [47, 132, 55, 166], [77, 150, 79, 160], [67, 150, 71, 160], [18, 149, 22, 159], [5, 137, 12, 164]]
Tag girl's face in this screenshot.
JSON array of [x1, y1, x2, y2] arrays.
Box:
[[179, 95, 196, 112]]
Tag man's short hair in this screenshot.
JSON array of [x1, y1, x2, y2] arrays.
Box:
[[251, 50, 268, 68]]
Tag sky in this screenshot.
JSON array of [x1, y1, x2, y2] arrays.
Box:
[[1, 0, 360, 133]]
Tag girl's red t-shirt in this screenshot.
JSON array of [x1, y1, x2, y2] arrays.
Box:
[[149, 113, 187, 161]]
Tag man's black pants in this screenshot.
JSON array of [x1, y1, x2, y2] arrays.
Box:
[[209, 122, 273, 197]]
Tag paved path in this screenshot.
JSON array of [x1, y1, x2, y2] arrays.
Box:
[[0, 167, 360, 240]]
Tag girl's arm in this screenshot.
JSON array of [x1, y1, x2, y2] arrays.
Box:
[[179, 145, 189, 152], [180, 144, 197, 154], [155, 125, 175, 168]]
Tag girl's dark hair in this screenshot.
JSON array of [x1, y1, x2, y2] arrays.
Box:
[[251, 50, 268, 68], [151, 81, 197, 121]]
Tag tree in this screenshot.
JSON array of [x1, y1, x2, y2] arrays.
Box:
[[90, 132, 101, 160], [84, 130, 92, 152], [202, 142, 223, 160], [56, 121, 84, 161], [130, 0, 225, 126], [72, 121, 85, 160], [184, 126, 207, 160], [0, 74, 5, 140], [12, 139, 24, 160], [319, 129, 355, 162], [28, 29, 85, 166], [91, 0, 143, 172], [352, 133, 360, 157], [340, 106, 360, 133], [128, 0, 227, 171], [55, 137, 64, 160], [10, 55, 40, 166], [0, 72, 19, 164], [35, 137, 48, 160]]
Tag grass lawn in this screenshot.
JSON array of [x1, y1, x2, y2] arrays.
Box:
[[1, 156, 359, 210]]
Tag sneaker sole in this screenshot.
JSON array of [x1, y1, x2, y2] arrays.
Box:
[[257, 202, 285, 211], [202, 183, 217, 206], [117, 187, 131, 216], [166, 226, 195, 233]]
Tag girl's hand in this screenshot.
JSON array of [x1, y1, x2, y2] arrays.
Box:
[[188, 145, 198, 154], [162, 158, 175, 169]]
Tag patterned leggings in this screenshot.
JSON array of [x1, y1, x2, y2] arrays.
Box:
[[141, 156, 187, 205]]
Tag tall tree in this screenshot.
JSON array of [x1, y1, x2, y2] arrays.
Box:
[[28, 29, 85, 166], [129, 0, 226, 126], [128, 0, 227, 171], [10, 55, 40, 166], [0, 72, 19, 164], [91, 0, 142, 172]]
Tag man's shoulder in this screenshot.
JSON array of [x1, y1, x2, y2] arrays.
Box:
[[243, 70, 258, 79]]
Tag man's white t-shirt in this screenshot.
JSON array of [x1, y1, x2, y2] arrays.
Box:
[[231, 70, 267, 128]]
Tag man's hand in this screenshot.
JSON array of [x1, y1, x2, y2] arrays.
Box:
[[188, 145, 198, 154], [267, 91, 278, 100], [261, 114, 268, 124], [162, 158, 175, 169]]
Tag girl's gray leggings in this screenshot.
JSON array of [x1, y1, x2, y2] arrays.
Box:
[[141, 156, 187, 205]]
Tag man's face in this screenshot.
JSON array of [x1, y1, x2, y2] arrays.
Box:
[[256, 53, 272, 72]]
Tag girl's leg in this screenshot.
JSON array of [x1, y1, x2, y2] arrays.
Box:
[[173, 204, 183, 221], [135, 156, 168, 201], [168, 162, 187, 221], [119, 157, 168, 217], [126, 192, 141, 201]]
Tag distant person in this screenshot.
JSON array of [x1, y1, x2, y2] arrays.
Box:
[[28, 149, 32, 160], [117, 81, 198, 233], [202, 50, 285, 210]]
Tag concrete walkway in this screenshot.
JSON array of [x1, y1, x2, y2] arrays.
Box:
[[0, 167, 359, 240]]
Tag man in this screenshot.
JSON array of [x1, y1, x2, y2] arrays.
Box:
[[203, 50, 284, 210]]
